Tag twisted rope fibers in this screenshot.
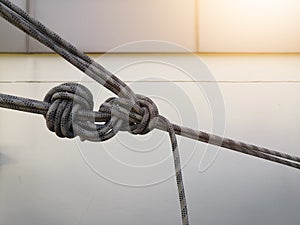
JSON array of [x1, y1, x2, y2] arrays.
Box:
[[0, 1, 300, 224], [0, 0, 190, 223]]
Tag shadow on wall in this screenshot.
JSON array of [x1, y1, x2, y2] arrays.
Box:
[[0, 147, 15, 167]]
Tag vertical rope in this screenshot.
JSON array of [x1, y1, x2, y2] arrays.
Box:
[[160, 116, 189, 225]]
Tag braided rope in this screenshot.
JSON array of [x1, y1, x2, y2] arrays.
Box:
[[0, 1, 190, 223], [0, 83, 191, 224], [2, 89, 300, 170], [0, 1, 300, 224]]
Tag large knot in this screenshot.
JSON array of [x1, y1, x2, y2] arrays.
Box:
[[100, 94, 159, 136], [43, 83, 94, 140], [43, 83, 159, 142]]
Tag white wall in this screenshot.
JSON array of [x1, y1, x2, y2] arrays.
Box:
[[29, 0, 197, 52], [0, 0, 27, 52], [1, 0, 300, 52], [0, 54, 300, 225], [198, 0, 300, 52]]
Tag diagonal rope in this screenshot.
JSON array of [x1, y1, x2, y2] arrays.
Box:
[[0, 1, 190, 223], [0, 1, 300, 225]]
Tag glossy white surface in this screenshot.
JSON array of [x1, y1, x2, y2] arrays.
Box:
[[1, 54, 300, 82], [0, 54, 300, 225]]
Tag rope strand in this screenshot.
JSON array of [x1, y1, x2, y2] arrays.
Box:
[[1, 91, 300, 170], [1, 1, 300, 225]]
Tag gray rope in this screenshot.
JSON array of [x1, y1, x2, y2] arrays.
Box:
[[0, 1, 190, 222], [0, 83, 190, 224], [0, 1, 300, 224], [2, 87, 300, 170]]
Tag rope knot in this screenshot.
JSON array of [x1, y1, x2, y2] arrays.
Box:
[[43, 83, 159, 142], [129, 94, 159, 135], [43, 83, 94, 140], [101, 94, 159, 136]]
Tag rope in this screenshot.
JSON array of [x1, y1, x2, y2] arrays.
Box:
[[2, 87, 300, 169], [0, 83, 190, 224], [0, 0, 300, 224]]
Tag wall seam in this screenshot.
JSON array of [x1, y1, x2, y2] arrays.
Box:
[[195, 0, 200, 52], [25, 0, 30, 53]]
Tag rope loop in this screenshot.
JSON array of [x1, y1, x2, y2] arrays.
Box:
[[43, 83, 94, 140], [101, 94, 159, 135], [131, 94, 159, 134], [43, 83, 160, 142]]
